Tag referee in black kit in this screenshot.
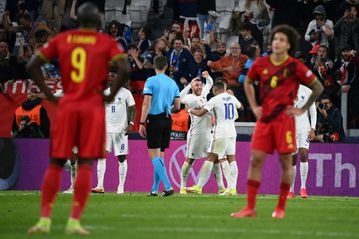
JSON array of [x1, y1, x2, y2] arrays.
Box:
[[139, 56, 181, 196]]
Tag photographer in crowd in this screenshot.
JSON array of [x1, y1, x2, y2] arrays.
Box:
[[11, 92, 50, 138], [315, 95, 345, 143]]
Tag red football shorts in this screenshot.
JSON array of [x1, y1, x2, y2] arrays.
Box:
[[50, 103, 106, 159], [252, 113, 297, 154]]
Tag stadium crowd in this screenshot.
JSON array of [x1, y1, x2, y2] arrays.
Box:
[[1, 0, 359, 143]]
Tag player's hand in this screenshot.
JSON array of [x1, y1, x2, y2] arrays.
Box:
[[309, 128, 316, 141], [286, 106, 305, 117], [139, 124, 146, 138], [201, 71, 209, 78], [252, 106, 263, 119], [227, 89, 234, 96], [180, 77, 188, 85], [125, 124, 134, 135]]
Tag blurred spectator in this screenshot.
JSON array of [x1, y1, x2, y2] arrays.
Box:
[[193, 49, 209, 81], [196, 0, 215, 39], [334, 5, 359, 57], [190, 36, 212, 59], [167, 37, 195, 90], [311, 44, 339, 106], [143, 39, 167, 77], [0, 28, 8, 42], [17, 37, 33, 79], [207, 42, 248, 100], [315, 95, 345, 142], [137, 25, 151, 55], [107, 20, 128, 52], [238, 0, 270, 49], [333, 45, 359, 128], [128, 44, 146, 81], [178, 0, 200, 42], [211, 42, 226, 61], [161, 21, 183, 49], [266, 0, 301, 28], [41, 0, 65, 33], [12, 93, 50, 138], [238, 23, 259, 56], [305, 5, 334, 47], [238, 44, 261, 121], [0, 41, 19, 83]]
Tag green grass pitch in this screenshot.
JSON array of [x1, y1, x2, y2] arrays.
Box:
[[0, 191, 358, 239]]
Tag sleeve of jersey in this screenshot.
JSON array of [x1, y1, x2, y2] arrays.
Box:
[[234, 97, 242, 109], [127, 91, 136, 106], [38, 38, 58, 62], [143, 79, 153, 95], [174, 85, 180, 98], [297, 61, 316, 86], [246, 60, 258, 83], [109, 39, 127, 62], [204, 99, 214, 112]]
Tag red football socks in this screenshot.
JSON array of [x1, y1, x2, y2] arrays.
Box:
[[71, 165, 92, 220], [40, 164, 63, 218], [247, 179, 261, 210], [277, 183, 290, 210]]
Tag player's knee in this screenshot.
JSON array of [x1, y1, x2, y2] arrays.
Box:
[[300, 153, 308, 162], [186, 158, 195, 165], [50, 158, 67, 167], [78, 158, 94, 166], [250, 157, 263, 168], [118, 155, 126, 163]]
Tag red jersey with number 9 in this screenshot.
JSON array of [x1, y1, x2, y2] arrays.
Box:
[[39, 29, 125, 106], [247, 56, 316, 123]]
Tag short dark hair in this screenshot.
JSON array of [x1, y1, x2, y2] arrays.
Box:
[[191, 36, 200, 41], [321, 94, 331, 102], [154, 56, 168, 70], [270, 24, 300, 55], [18, 13, 31, 22], [341, 44, 352, 52], [213, 81, 225, 90], [247, 46, 258, 59], [239, 23, 252, 32], [141, 25, 151, 38]]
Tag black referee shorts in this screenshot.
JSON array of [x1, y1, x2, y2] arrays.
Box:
[[146, 113, 172, 152]]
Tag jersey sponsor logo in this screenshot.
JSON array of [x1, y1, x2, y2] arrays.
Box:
[[67, 34, 97, 45], [262, 68, 269, 75], [169, 144, 200, 188]]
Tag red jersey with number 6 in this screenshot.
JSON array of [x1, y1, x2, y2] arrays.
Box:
[[39, 29, 125, 106], [247, 56, 316, 123]]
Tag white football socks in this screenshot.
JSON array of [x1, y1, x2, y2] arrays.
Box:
[[180, 161, 191, 189], [300, 162, 308, 189], [290, 165, 297, 192], [96, 158, 106, 189], [220, 160, 232, 190], [229, 161, 238, 191], [212, 162, 225, 189], [118, 160, 128, 193], [197, 161, 214, 188]]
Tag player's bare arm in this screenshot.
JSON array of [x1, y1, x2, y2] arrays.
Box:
[[244, 76, 262, 119], [126, 105, 137, 133], [26, 55, 57, 103], [139, 95, 152, 138], [173, 97, 181, 112], [188, 107, 208, 117]]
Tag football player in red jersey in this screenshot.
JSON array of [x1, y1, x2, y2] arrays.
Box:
[[27, 3, 128, 235], [231, 25, 323, 219]]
